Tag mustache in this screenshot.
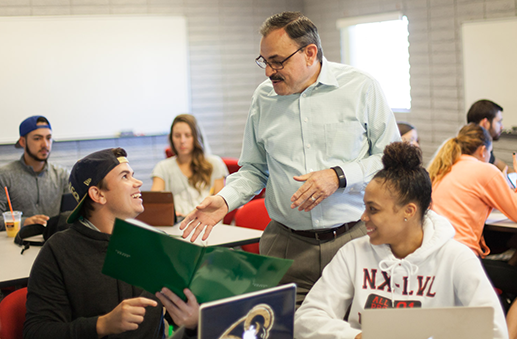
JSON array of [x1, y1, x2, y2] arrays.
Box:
[[269, 75, 284, 82]]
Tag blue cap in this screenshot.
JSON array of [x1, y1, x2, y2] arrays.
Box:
[[15, 116, 52, 148]]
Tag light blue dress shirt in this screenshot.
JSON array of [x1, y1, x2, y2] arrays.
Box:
[[219, 57, 401, 231]]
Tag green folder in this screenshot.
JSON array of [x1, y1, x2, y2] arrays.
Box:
[[102, 218, 293, 304]]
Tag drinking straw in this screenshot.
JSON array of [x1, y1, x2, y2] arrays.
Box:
[[4, 186, 15, 221]]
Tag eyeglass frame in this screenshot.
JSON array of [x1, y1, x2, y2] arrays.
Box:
[[255, 45, 308, 70]]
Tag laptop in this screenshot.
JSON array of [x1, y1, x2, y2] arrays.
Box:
[[134, 191, 176, 226], [361, 306, 493, 339], [198, 283, 296, 339]]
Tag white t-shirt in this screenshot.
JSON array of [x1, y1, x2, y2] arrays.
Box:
[[151, 155, 229, 216]]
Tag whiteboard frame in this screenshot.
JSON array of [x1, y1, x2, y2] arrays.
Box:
[[462, 17, 517, 128], [0, 15, 190, 144]]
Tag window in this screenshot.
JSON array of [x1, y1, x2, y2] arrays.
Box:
[[337, 12, 410, 112]]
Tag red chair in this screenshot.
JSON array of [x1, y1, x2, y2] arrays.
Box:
[[221, 157, 240, 174], [0, 287, 28, 339], [234, 198, 270, 254], [165, 147, 175, 158], [220, 157, 266, 224], [221, 157, 241, 224], [223, 210, 238, 226]]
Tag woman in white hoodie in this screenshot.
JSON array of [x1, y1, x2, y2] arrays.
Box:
[[294, 142, 508, 339]]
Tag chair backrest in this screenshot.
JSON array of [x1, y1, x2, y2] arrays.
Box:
[[221, 157, 240, 174], [221, 157, 241, 225], [0, 287, 28, 339], [165, 147, 175, 158], [234, 198, 270, 254]]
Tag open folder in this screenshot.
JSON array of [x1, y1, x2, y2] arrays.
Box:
[[102, 218, 293, 304]]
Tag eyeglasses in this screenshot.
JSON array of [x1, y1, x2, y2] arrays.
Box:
[[255, 45, 307, 70]]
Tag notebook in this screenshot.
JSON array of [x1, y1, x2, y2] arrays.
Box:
[[361, 306, 493, 339], [134, 191, 176, 226], [198, 283, 296, 339]]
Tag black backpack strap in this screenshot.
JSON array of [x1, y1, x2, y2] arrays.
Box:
[[14, 224, 46, 254]]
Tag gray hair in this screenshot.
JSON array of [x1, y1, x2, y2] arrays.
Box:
[[259, 11, 323, 62]]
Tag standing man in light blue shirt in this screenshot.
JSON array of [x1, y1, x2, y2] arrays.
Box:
[[180, 11, 400, 305]]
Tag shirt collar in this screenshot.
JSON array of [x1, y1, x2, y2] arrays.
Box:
[[18, 155, 49, 174], [79, 216, 101, 232], [266, 56, 339, 97]]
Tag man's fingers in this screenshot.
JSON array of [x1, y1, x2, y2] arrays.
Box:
[[293, 173, 311, 182], [303, 195, 322, 212], [181, 219, 198, 238], [297, 194, 319, 212], [196, 199, 211, 210], [291, 182, 312, 204], [190, 223, 211, 242], [159, 288, 181, 302], [124, 313, 145, 325], [155, 290, 184, 314], [184, 289, 197, 303], [126, 297, 158, 308], [200, 225, 214, 241], [25, 215, 50, 226], [291, 189, 313, 209], [179, 213, 196, 231]]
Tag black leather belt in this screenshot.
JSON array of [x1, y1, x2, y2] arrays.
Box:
[[281, 221, 359, 241]]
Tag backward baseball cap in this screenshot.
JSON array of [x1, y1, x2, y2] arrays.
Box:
[[67, 148, 128, 223], [15, 116, 52, 148]]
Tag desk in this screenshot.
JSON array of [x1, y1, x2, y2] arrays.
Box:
[[0, 235, 41, 288], [0, 224, 263, 288], [156, 224, 263, 248], [485, 211, 517, 233]]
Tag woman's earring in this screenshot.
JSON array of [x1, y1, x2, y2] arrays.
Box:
[[404, 218, 408, 222]]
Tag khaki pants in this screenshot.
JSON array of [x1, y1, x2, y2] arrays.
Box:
[[259, 219, 366, 307]]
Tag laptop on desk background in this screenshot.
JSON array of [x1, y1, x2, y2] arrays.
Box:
[[135, 191, 176, 226], [361, 306, 493, 339], [198, 283, 296, 339]]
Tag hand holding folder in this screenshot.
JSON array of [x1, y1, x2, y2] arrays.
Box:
[[102, 218, 293, 304]]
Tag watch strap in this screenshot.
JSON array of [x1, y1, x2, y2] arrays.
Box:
[[331, 166, 347, 188]]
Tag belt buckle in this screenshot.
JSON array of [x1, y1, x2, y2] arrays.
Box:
[[315, 232, 320, 241], [333, 230, 337, 239]]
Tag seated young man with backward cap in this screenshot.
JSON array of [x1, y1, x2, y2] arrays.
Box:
[[25, 148, 168, 339]]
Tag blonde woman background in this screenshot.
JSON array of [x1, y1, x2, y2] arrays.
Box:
[[429, 123, 517, 260], [429, 123, 517, 338]]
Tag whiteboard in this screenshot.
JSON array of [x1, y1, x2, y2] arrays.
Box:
[[0, 15, 190, 144], [462, 18, 517, 128]]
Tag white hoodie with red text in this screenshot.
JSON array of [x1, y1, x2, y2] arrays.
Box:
[[294, 210, 508, 339]]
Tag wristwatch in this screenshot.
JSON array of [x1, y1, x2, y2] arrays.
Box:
[[331, 166, 347, 188]]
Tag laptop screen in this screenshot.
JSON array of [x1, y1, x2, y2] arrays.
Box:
[[135, 191, 176, 226], [198, 283, 296, 339]]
